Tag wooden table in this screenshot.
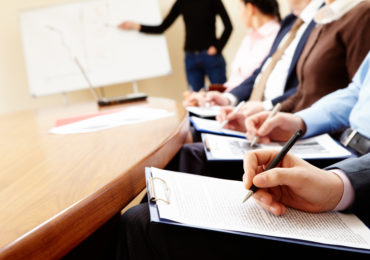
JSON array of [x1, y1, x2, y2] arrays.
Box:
[[0, 97, 189, 259]]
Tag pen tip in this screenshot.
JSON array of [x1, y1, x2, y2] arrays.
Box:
[[242, 190, 253, 203]]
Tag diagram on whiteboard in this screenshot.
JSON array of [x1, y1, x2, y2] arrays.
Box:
[[19, 0, 172, 97]]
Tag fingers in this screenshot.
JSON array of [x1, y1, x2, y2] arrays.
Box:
[[257, 116, 284, 137], [117, 21, 140, 30], [243, 150, 280, 189], [217, 107, 234, 122], [253, 190, 287, 216], [206, 92, 229, 106], [253, 166, 304, 190], [257, 113, 303, 137], [245, 111, 270, 136]]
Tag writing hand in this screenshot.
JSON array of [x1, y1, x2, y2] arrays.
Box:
[[245, 112, 305, 144], [242, 150, 343, 216], [217, 106, 247, 132]]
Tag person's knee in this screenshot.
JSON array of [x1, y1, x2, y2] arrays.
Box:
[[121, 203, 150, 236], [181, 143, 205, 160]]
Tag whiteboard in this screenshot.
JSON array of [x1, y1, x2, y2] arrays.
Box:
[[19, 0, 172, 97]]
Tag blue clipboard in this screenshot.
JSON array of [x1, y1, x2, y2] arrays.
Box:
[[190, 116, 246, 138], [145, 168, 369, 255]]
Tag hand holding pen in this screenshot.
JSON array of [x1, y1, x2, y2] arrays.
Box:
[[219, 101, 245, 129], [250, 103, 281, 147], [242, 129, 303, 203]]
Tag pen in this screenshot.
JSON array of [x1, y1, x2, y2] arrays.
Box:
[[204, 85, 210, 108], [242, 129, 303, 203], [220, 101, 246, 129], [250, 103, 281, 147]]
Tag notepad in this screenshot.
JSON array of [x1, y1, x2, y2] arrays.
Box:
[[146, 167, 370, 254], [49, 107, 174, 134], [202, 133, 353, 161]]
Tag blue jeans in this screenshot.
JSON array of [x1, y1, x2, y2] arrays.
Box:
[[185, 51, 226, 91]]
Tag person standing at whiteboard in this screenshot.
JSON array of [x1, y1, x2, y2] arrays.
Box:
[[118, 0, 233, 92]]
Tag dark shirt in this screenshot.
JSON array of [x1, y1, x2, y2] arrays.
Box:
[[140, 0, 232, 53]]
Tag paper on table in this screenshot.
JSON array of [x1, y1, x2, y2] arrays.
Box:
[[203, 133, 352, 160], [186, 106, 221, 117], [49, 107, 174, 134], [190, 116, 245, 138], [150, 167, 370, 251]]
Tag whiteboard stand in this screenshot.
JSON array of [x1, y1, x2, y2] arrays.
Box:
[[132, 81, 139, 93]]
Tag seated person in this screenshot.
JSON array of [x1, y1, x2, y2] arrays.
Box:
[[116, 150, 370, 259], [183, 0, 281, 107], [208, 0, 370, 121], [169, 51, 370, 180], [246, 51, 370, 156]]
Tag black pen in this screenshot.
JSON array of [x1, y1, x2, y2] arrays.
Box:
[[242, 129, 303, 203]]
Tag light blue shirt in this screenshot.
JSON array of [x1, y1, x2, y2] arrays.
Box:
[[296, 52, 370, 139]]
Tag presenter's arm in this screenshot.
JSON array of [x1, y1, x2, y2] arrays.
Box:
[[213, 0, 232, 53], [118, 1, 180, 34]]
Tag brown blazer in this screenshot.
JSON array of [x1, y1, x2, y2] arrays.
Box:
[[281, 1, 370, 113]]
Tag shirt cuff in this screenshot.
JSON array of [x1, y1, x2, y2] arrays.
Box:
[[222, 93, 238, 106], [262, 100, 273, 111], [295, 108, 318, 138], [331, 169, 355, 211]]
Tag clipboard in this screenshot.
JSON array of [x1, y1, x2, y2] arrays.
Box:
[[190, 116, 246, 138], [201, 133, 355, 162], [186, 106, 220, 119], [145, 167, 370, 255]]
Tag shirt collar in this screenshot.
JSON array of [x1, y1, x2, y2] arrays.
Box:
[[314, 0, 365, 24], [253, 20, 280, 38], [299, 0, 324, 23]]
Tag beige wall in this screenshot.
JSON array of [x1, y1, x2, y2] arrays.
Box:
[[0, 0, 289, 115]]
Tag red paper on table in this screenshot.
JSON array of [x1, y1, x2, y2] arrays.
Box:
[[55, 108, 124, 127]]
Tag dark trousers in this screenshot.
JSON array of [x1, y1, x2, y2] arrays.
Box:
[[185, 51, 227, 91]]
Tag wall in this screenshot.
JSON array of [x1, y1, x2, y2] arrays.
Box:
[[0, 0, 289, 114]]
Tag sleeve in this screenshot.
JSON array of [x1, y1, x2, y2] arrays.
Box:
[[342, 4, 370, 80], [140, 1, 180, 34], [295, 58, 364, 138], [326, 153, 370, 221], [213, 0, 233, 52]]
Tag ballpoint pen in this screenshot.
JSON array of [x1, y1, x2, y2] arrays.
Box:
[[220, 101, 246, 129], [250, 103, 281, 147], [242, 129, 303, 203]]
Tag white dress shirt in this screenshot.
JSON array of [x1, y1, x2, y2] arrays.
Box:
[[261, 0, 324, 110], [314, 0, 366, 24]]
